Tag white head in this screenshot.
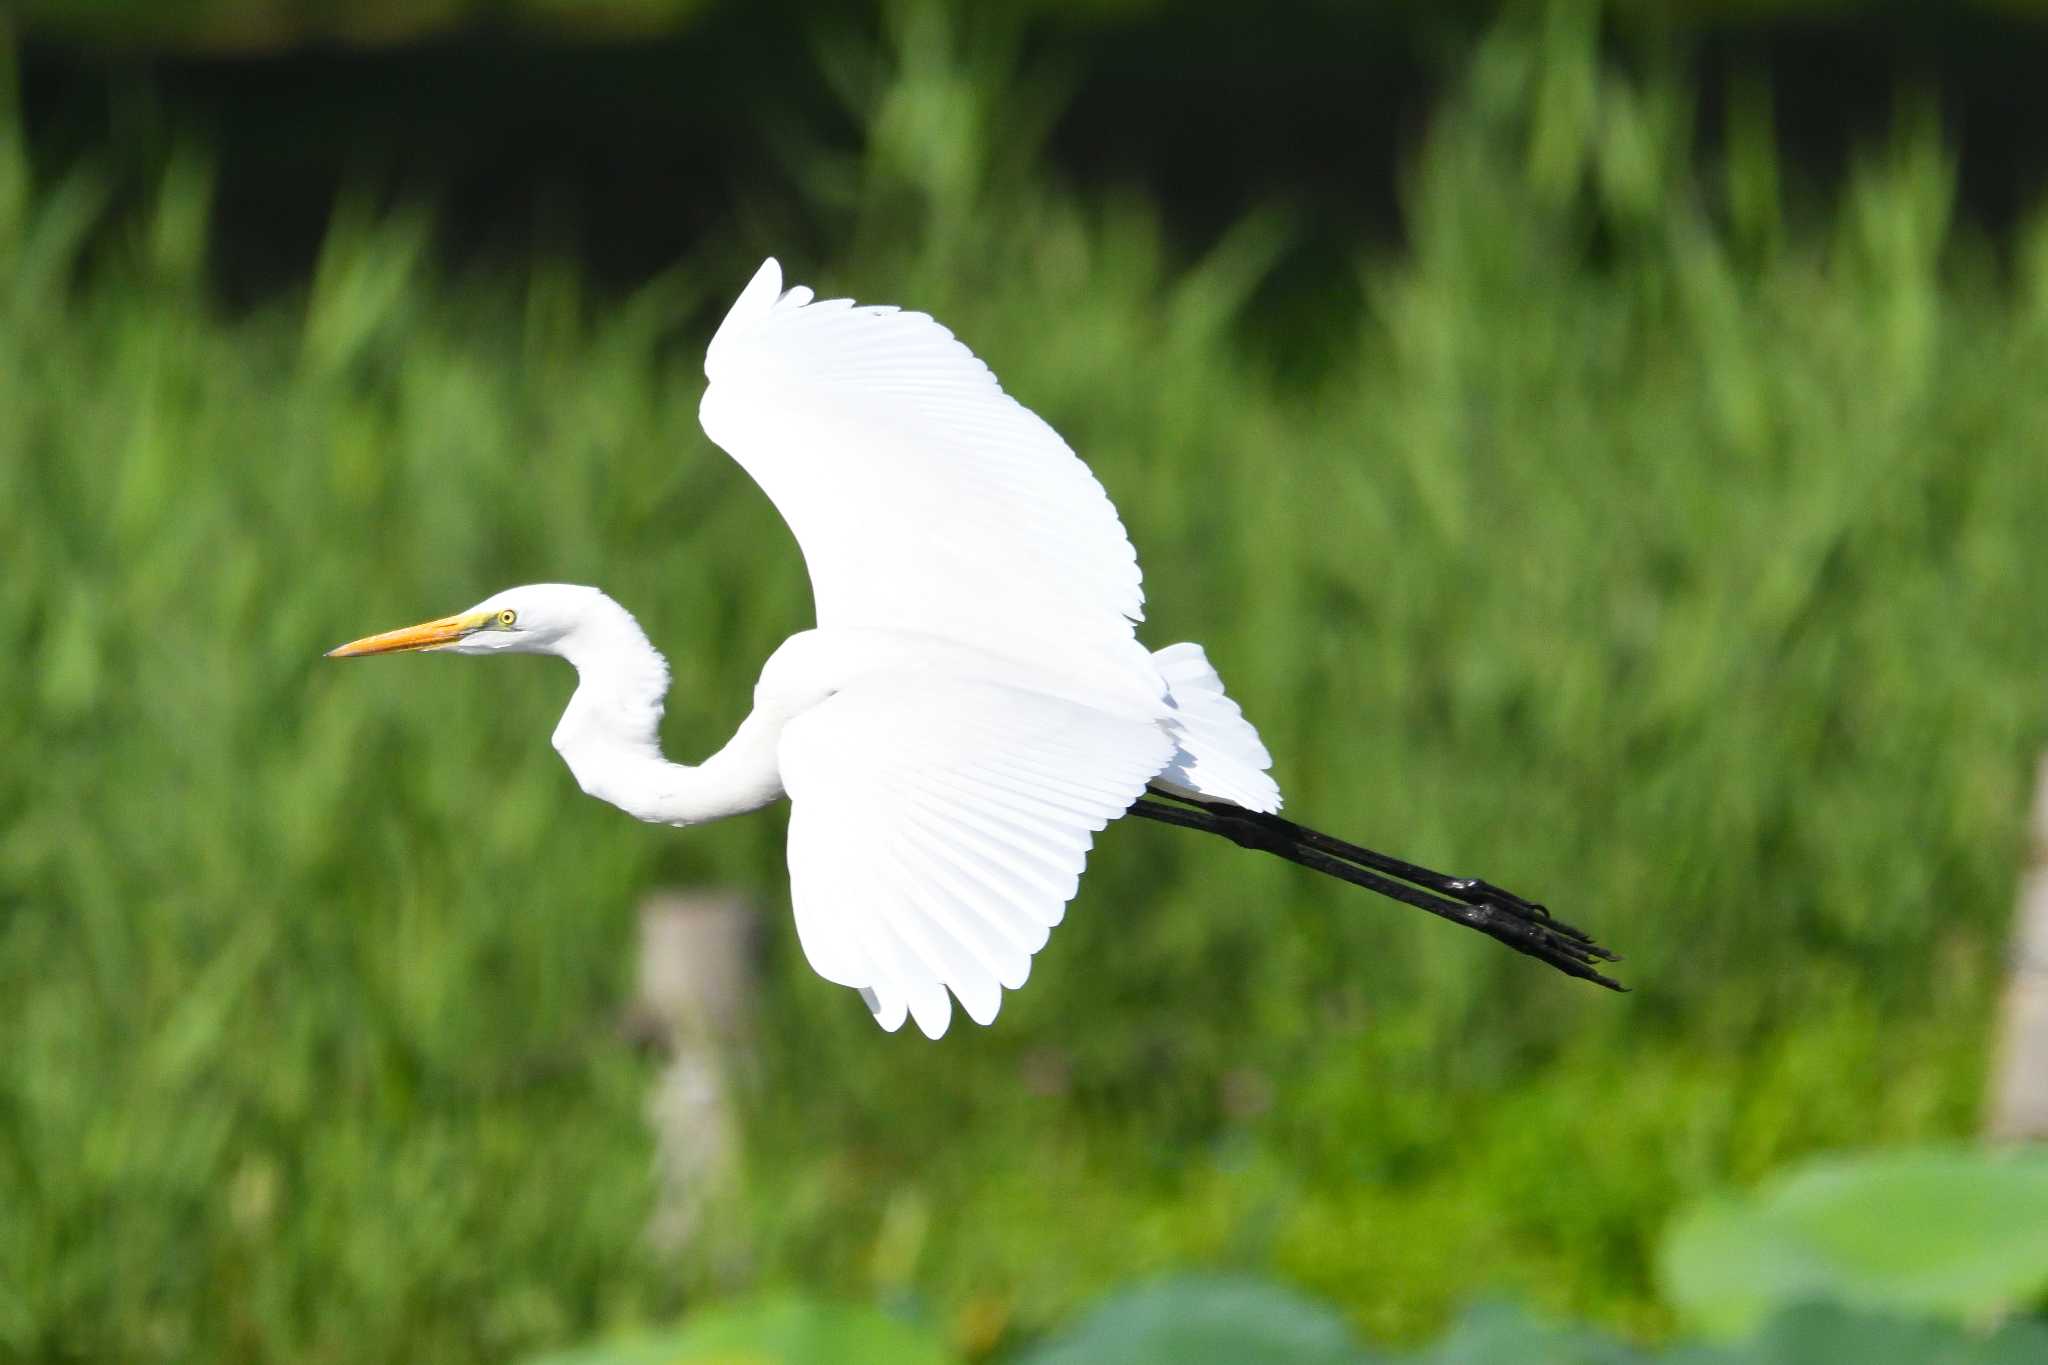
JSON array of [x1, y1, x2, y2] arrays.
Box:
[[325, 583, 615, 659], [327, 582, 692, 823]]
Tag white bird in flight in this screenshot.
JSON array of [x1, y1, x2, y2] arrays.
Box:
[[328, 258, 1620, 1037]]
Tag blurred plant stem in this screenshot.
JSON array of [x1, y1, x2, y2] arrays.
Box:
[[0, 13, 22, 265]]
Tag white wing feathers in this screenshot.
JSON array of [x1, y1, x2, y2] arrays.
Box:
[[780, 676, 1175, 1038], [697, 260, 1284, 1036], [700, 258, 1159, 710]]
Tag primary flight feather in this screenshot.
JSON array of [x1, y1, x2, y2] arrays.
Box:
[[329, 259, 1620, 1039]]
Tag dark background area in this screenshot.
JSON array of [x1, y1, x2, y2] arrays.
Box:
[[17, 3, 2048, 302]]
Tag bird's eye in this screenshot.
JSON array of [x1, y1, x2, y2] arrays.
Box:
[[497, 609, 518, 628]]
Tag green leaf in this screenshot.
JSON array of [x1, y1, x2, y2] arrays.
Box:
[[1380, 1300, 2048, 1364], [1010, 1275, 1370, 1365], [1397, 1301, 1646, 1364], [1664, 1303, 2048, 1365], [1659, 1145, 2048, 1337], [524, 1295, 958, 1365]]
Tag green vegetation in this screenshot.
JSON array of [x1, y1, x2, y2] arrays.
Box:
[[548, 1294, 2048, 1365], [532, 1146, 2048, 1361], [1660, 1145, 2048, 1337], [4, 5, 2048, 1362]]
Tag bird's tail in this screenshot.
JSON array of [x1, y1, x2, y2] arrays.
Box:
[[1126, 791, 1625, 990], [1151, 642, 1283, 814]]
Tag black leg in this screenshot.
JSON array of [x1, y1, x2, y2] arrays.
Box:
[[1127, 792, 1625, 991]]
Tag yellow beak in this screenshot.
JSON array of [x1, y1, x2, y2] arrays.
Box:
[[325, 611, 487, 658]]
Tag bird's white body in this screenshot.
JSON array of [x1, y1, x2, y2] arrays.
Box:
[[334, 260, 1280, 1038]]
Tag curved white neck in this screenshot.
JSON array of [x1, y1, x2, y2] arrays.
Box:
[[548, 597, 784, 826]]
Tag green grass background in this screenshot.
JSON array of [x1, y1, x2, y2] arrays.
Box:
[[4, 6, 2048, 1361]]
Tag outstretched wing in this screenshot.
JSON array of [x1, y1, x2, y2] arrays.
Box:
[[778, 675, 1175, 1038], [700, 258, 1159, 707]]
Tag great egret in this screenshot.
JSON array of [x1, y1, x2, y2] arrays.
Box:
[[328, 258, 1620, 1037]]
